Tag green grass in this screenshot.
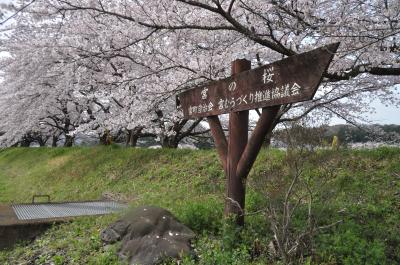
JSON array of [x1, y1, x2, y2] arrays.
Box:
[[0, 146, 224, 206], [0, 146, 399, 264]]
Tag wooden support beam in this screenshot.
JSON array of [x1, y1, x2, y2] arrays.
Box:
[[225, 59, 251, 226], [207, 116, 228, 171], [236, 106, 280, 180]]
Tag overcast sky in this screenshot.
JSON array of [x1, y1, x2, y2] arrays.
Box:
[[333, 85, 400, 124], [1, 0, 399, 125], [349, 86, 399, 125]]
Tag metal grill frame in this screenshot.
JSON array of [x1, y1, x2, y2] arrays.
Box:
[[12, 201, 126, 221]]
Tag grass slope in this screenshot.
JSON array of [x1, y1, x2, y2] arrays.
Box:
[[0, 146, 399, 264]]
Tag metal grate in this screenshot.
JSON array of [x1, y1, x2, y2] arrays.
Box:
[[12, 201, 126, 220]]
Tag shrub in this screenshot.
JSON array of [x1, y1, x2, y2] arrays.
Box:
[[176, 200, 223, 234], [316, 220, 387, 265]]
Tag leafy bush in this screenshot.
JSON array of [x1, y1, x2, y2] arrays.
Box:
[[174, 234, 253, 265], [317, 220, 387, 265], [176, 200, 223, 234]]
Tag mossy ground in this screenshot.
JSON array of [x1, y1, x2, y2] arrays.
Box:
[[0, 146, 399, 264]]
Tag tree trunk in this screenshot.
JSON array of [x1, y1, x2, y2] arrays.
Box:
[[264, 130, 273, 147], [161, 136, 179, 148], [20, 140, 31, 147], [20, 136, 32, 147], [99, 133, 108, 145], [126, 127, 142, 147], [64, 135, 74, 147], [52, 135, 58, 147], [37, 138, 47, 147], [62, 117, 75, 147], [125, 130, 132, 146], [129, 133, 139, 147], [99, 131, 112, 145]]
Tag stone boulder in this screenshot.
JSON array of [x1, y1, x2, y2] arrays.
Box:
[[100, 206, 196, 265]]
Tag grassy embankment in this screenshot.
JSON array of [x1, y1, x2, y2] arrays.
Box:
[[0, 146, 399, 264]]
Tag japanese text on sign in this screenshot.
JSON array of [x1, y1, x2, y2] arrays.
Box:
[[188, 82, 301, 115]]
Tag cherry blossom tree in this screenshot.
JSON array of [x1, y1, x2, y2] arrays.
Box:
[[48, 0, 399, 122], [0, 7, 100, 146], [0, 0, 399, 148], [0, 0, 220, 146]]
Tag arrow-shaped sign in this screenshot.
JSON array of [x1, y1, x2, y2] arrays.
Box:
[[178, 43, 339, 119]]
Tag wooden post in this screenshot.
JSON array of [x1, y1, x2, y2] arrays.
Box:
[[236, 106, 280, 180], [225, 59, 251, 226], [179, 43, 340, 227], [207, 116, 228, 172]]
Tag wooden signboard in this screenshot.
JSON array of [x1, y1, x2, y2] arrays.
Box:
[[178, 43, 339, 119], [177, 43, 340, 226]]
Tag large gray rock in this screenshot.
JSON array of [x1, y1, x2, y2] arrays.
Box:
[[101, 206, 196, 265]]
